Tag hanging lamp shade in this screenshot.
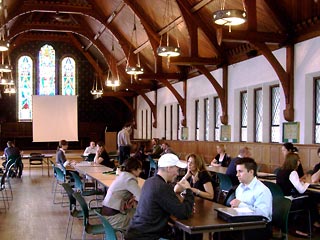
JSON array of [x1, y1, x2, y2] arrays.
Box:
[[0, 39, 9, 51], [213, 9, 247, 26], [90, 73, 103, 96], [126, 13, 144, 81]]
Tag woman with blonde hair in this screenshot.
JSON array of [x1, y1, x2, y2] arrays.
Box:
[[210, 144, 231, 167], [174, 153, 213, 200]]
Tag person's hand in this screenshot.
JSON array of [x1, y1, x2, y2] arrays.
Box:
[[177, 178, 191, 190], [230, 199, 241, 208]]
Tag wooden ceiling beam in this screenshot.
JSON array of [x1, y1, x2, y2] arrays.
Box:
[[176, 0, 223, 57], [137, 73, 181, 80], [170, 57, 220, 66], [102, 91, 136, 97], [244, 0, 257, 31], [221, 30, 287, 44], [263, 0, 292, 34]]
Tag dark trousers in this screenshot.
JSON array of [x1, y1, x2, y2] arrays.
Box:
[[119, 145, 130, 165]]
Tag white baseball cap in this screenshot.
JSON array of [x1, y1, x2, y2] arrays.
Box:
[[158, 153, 187, 168]]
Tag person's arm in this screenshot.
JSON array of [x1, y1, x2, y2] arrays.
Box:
[[127, 178, 142, 201], [174, 169, 193, 193], [194, 181, 214, 200], [289, 170, 309, 194], [163, 180, 194, 219], [210, 154, 220, 166], [83, 147, 89, 155], [311, 169, 320, 183], [231, 183, 272, 221]]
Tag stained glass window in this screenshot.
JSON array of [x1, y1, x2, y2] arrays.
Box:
[[18, 56, 33, 120], [61, 57, 76, 95], [39, 44, 55, 95]]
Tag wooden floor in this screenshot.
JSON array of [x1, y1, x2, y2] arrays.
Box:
[[0, 168, 319, 240]]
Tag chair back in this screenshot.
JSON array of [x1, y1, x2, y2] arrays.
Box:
[[148, 155, 158, 177], [72, 191, 89, 226], [262, 181, 284, 197], [86, 153, 96, 162], [70, 171, 83, 192], [53, 166, 65, 182], [6, 155, 21, 169], [272, 196, 291, 236], [29, 152, 43, 164], [95, 210, 117, 240], [223, 187, 236, 207], [216, 173, 233, 192], [61, 183, 76, 211]]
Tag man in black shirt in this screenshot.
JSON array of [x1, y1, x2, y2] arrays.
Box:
[[125, 153, 194, 240], [3, 141, 23, 177]]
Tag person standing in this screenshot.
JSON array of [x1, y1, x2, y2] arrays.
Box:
[[117, 123, 132, 165], [125, 153, 194, 240]]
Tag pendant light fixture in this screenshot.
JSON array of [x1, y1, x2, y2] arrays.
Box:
[[126, 13, 144, 83], [106, 36, 120, 91], [90, 72, 103, 97], [157, 0, 181, 67], [213, 0, 247, 32]]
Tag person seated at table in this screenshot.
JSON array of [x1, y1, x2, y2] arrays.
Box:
[[83, 141, 97, 156], [125, 153, 194, 240], [101, 157, 142, 231], [229, 157, 272, 240], [3, 140, 23, 178], [311, 147, 320, 183], [174, 153, 214, 200], [133, 145, 148, 179], [146, 138, 163, 158], [281, 142, 305, 178], [56, 139, 71, 168], [160, 142, 175, 156], [225, 146, 251, 186], [276, 152, 320, 237], [210, 143, 231, 167], [94, 141, 115, 169]]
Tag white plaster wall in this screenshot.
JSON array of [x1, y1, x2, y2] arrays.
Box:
[[136, 37, 320, 144]]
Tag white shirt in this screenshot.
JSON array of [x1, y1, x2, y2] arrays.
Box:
[[83, 146, 97, 156], [236, 177, 273, 221], [289, 170, 309, 194]]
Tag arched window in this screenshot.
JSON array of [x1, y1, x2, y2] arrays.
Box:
[[39, 44, 55, 95], [18, 55, 33, 120], [61, 57, 76, 95]]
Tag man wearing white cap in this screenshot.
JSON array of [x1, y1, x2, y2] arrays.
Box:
[[125, 153, 194, 240]]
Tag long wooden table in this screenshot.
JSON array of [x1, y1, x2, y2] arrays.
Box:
[[173, 197, 267, 240]]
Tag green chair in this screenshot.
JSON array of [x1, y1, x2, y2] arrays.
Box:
[[0, 173, 8, 212], [95, 210, 124, 240], [72, 191, 104, 239], [70, 171, 104, 207], [262, 181, 284, 197], [148, 155, 158, 178], [52, 166, 67, 204], [62, 183, 102, 240], [272, 197, 291, 240], [216, 172, 233, 203]]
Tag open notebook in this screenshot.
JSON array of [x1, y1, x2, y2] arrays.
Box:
[[215, 207, 267, 223]]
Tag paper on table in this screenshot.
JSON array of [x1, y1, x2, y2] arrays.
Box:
[[233, 207, 254, 213]]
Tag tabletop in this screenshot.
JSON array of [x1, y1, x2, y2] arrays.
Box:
[[173, 197, 267, 235]]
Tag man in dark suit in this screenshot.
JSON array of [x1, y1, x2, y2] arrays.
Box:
[[226, 146, 251, 186]]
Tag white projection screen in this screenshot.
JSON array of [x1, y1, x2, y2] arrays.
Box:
[[32, 95, 78, 142]]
